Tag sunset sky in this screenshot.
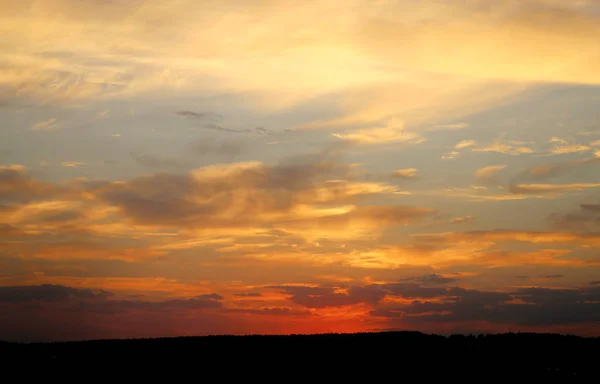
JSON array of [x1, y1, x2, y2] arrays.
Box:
[[2, 0, 600, 342]]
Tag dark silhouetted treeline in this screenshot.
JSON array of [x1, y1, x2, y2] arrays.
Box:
[[1, 331, 598, 379]]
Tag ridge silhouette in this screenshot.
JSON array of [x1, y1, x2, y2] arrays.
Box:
[[1, 331, 597, 379]]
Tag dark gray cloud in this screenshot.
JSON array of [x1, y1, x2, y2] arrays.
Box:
[[581, 204, 600, 212], [370, 285, 600, 327], [269, 285, 386, 308], [379, 283, 449, 298], [0, 284, 111, 303], [0, 285, 223, 315], [77, 294, 224, 314], [177, 110, 223, 120], [223, 307, 313, 316], [203, 123, 254, 133], [177, 110, 275, 135], [400, 274, 458, 285], [590, 280, 600, 285], [0, 285, 232, 342], [544, 275, 564, 279], [547, 202, 600, 230]]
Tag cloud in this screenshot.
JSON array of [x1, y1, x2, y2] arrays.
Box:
[[472, 141, 534, 155], [234, 292, 263, 298], [223, 307, 313, 317], [428, 122, 469, 131], [449, 216, 475, 225], [177, 111, 223, 120], [130, 153, 190, 170], [590, 281, 600, 285], [507, 156, 600, 195], [547, 203, 600, 230], [544, 275, 564, 279], [392, 168, 417, 179], [358, 1, 600, 85], [455, 140, 477, 149], [0, 149, 437, 266], [441, 151, 461, 161], [2, 0, 600, 140], [0, 284, 111, 303], [0, 148, 433, 255], [417, 186, 542, 202], [270, 285, 386, 308], [509, 183, 600, 195], [0, 283, 342, 341], [31, 118, 60, 131], [381, 283, 451, 298], [0, 284, 223, 312], [412, 230, 600, 248], [475, 165, 506, 184], [83, 294, 224, 314], [61, 161, 85, 168], [548, 137, 591, 155], [0, 165, 72, 203], [177, 110, 275, 135], [401, 274, 458, 285], [371, 286, 600, 328], [85, 151, 432, 241], [332, 120, 426, 145], [512, 156, 600, 181], [582, 204, 600, 212]]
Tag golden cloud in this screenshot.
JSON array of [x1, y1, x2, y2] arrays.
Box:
[[3, 0, 598, 131], [392, 168, 418, 179], [412, 230, 600, 248], [475, 165, 506, 185], [509, 183, 600, 194], [0, 153, 436, 260]]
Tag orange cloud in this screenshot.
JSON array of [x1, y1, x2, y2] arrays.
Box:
[[412, 230, 600, 248], [0, 165, 76, 203], [0, 152, 437, 261]]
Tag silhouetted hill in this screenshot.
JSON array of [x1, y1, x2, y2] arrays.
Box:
[[2, 331, 598, 379]]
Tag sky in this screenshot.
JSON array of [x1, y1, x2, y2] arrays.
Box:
[[1, 0, 600, 342]]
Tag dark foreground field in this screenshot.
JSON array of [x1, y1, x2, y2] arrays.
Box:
[[2, 331, 598, 379]]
